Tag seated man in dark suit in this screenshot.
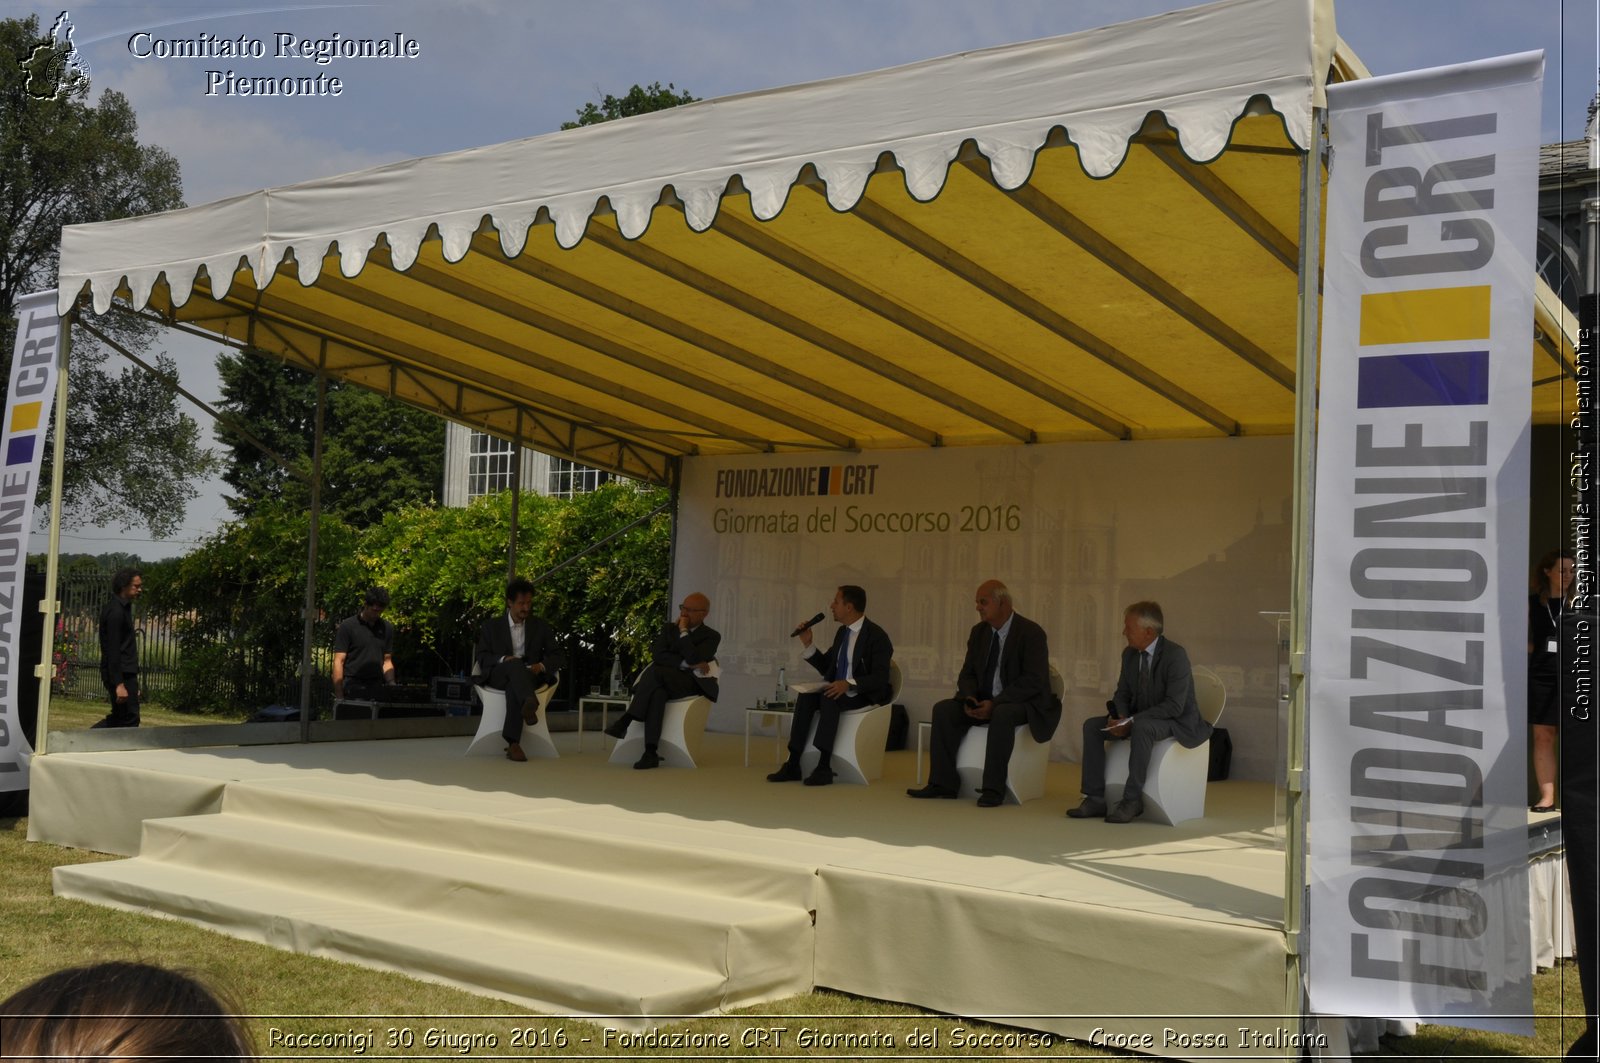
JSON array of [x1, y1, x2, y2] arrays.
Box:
[[603, 592, 720, 770], [1069, 600, 1212, 823], [768, 584, 893, 787], [475, 577, 564, 762], [908, 580, 1059, 807]]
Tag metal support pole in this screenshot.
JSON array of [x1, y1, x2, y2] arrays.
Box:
[[666, 458, 682, 615], [297, 342, 328, 742], [1284, 105, 1327, 1033], [507, 411, 523, 579], [32, 308, 74, 756]]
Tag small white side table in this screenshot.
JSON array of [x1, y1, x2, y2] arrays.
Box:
[[576, 693, 630, 751], [916, 720, 932, 784], [744, 704, 795, 766]]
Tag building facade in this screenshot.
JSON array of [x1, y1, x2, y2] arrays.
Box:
[[440, 423, 610, 506], [1536, 94, 1599, 309]]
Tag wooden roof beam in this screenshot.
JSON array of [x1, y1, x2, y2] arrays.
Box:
[[581, 224, 954, 446], [311, 270, 757, 452], [223, 286, 699, 462], [1140, 138, 1300, 272], [833, 187, 1239, 437], [966, 159, 1297, 392], [442, 246, 858, 452]]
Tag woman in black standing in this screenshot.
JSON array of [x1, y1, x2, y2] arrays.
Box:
[[1529, 549, 1575, 812]]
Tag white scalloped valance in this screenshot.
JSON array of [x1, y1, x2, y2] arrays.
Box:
[[57, 0, 1333, 317]]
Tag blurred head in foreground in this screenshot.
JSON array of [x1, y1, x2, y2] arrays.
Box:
[[0, 961, 254, 1062]]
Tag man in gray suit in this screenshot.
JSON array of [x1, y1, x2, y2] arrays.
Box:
[[907, 580, 1059, 807], [1069, 601, 1212, 823]]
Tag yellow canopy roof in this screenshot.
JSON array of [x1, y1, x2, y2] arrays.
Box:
[[56, 0, 1576, 486]]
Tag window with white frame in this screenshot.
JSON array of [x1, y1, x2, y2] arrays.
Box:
[[466, 432, 515, 499], [547, 457, 609, 498]]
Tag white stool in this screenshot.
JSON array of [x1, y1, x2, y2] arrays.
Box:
[[1103, 666, 1226, 825], [955, 725, 1050, 804], [952, 664, 1062, 804], [465, 677, 559, 758], [797, 661, 901, 785], [609, 695, 713, 768], [800, 703, 892, 784]]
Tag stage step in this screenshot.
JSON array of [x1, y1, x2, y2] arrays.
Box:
[[54, 797, 817, 1018], [218, 779, 825, 910], [55, 859, 731, 1017]]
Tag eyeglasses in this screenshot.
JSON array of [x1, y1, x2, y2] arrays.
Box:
[[679, 603, 708, 612]]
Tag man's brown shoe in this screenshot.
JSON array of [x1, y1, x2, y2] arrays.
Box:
[[505, 743, 527, 762], [521, 698, 540, 726]]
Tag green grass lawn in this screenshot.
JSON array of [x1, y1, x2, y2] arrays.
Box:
[[37, 695, 232, 732], [2, 740, 1589, 1058]]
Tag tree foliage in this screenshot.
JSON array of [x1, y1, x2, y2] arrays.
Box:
[[561, 81, 698, 129], [148, 484, 670, 714], [144, 504, 356, 713], [46, 343, 222, 536], [0, 16, 181, 332], [214, 350, 445, 528], [3, 14, 218, 538]]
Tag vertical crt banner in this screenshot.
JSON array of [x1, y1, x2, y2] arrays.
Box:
[[1309, 55, 1542, 1030], [1, 290, 60, 793]]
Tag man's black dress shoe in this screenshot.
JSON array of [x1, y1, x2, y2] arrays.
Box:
[[905, 784, 958, 799], [975, 790, 1004, 808], [767, 762, 802, 782], [633, 749, 661, 770], [803, 767, 835, 787], [520, 697, 540, 726], [603, 717, 630, 740], [1105, 797, 1144, 823], [1066, 796, 1107, 819]]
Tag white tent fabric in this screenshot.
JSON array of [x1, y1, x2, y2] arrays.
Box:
[[57, 0, 1333, 316]]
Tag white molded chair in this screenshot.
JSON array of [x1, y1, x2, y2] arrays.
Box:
[[955, 664, 1064, 804], [609, 665, 714, 768], [1104, 665, 1226, 825], [465, 671, 560, 758], [799, 660, 901, 785]]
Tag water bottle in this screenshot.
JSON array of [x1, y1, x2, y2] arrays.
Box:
[[609, 653, 624, 696], [774, 666, 787, 705]]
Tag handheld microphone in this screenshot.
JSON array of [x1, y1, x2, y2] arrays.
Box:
[[790, 612, 826, 637]]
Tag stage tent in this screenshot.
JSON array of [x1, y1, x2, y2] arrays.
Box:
[[51, 0, 1577, 474], [42, 0, 1578, 1032]]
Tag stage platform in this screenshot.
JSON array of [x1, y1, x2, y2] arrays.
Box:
[[29, 729, 1294, 1058]]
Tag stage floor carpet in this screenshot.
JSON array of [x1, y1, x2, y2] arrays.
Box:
[[29, 729, 1293, 1058]]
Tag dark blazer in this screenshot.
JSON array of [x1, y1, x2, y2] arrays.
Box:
[[1111, 636, 1211, 748], [954, 613, 1060, 743], [649, 621, 722, 702], [98, 596, 137, 686], [805, 617, 894, 706], [475, 612, 565, 680]]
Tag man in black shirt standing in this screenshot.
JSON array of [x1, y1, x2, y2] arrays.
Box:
[[333, 587, 397, 700], [94, 567, 143, 728]]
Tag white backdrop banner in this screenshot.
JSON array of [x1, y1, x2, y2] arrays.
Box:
[[1, 290, 60, 793], [674, 436, 1292, 779], [1308, 55, 1542, 1029]]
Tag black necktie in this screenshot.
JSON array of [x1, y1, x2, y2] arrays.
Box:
[[982, 630, 1001, 698]]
